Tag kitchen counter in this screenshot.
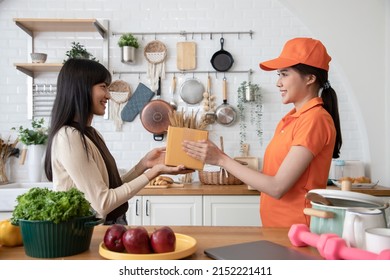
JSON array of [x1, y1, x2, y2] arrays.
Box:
[[138, 182, 390, 196], [0, 225, 321, 260]]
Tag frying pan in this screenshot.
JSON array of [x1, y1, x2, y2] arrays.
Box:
[[140, 77, 174, 141], [216, 77, 237, 126], [210, 38, 234, 72], [179, 77, 205, 104]]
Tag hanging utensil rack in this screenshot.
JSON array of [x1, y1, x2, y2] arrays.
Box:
[[113, 69, 253, 76], [112, 30, 254, 40]]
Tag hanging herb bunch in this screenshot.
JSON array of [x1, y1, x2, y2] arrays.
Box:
[[237, 81, 263, 149]]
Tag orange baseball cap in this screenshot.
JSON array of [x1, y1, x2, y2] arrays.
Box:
[[259, 37, 331, 71]]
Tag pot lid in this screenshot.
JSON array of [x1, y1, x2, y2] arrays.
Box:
[[309, 189, 387, 208]]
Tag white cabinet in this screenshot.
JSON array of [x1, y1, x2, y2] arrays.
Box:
[[126, 195, 203, 226], [203, 195, 261, 226]]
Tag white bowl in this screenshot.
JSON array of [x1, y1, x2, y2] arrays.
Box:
[[30, 52, 47, 63]]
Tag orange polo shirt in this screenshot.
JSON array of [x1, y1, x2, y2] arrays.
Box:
[[260, 97, 336, 227]]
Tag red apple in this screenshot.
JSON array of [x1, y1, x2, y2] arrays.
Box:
[[103, 224, 127, 252], [150, 226, 176, 253], [122, 226, 152, 254]]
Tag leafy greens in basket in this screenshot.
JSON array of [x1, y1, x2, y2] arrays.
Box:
[[11, 187, 92, 224]]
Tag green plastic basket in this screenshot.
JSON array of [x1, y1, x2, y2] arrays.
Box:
[[17, 214, 103, 258]]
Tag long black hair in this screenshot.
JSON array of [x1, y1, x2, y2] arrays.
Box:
[[44, 59, 112, 181], [292, 64, 342, 158]]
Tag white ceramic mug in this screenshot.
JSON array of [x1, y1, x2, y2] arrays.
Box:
[[365, 227, 390, 254], [342, 208, 386, 249]]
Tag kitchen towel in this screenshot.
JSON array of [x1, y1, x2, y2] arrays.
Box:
[[121, 82, 155, 122]]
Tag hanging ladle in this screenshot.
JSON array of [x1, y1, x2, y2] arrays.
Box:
[[306, 192, 333, 206], [169, 75, 177, 110]]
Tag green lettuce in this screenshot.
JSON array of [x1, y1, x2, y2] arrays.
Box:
[[11, 187, 92, 224]]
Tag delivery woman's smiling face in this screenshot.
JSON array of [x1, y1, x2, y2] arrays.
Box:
[[276, 67, 310, 107], [91, 82, 110, 116]]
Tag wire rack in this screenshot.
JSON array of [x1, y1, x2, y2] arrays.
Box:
[[32, 83, 56, 117]]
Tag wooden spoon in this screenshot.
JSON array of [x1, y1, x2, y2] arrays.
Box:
[[306, 192, 333, 206]]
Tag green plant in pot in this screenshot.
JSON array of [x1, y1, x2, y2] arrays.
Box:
[[237, 81, 263, 152], [64, 41, 98, 63], [117, 33, 139, 64], [12, 118, 48, 146], [11, 118, 49, 182]]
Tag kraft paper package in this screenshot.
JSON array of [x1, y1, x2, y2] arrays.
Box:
[[165, 126, 208, 170], [121, 83, 155, 122]]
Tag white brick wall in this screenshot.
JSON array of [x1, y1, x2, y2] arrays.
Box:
[[0, 0, 365, 182]]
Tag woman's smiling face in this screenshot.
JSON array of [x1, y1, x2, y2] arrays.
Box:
[[276, 67, 314, 109], [91, 82, 110, 116]]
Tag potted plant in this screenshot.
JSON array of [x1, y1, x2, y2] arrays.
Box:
[[117, 33, 139, 64], [12, 118, 49, 182], [237, 81, 263, 151], [11, 187, 101, 258], [64, 41, 98, 63]]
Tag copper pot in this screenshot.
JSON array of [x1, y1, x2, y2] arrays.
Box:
[[140, 78, 174, 141]]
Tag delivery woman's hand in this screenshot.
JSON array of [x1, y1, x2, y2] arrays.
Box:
[[182, 139, 226, 166]]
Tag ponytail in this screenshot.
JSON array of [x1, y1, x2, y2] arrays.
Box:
[[321, 87, 342, 158]]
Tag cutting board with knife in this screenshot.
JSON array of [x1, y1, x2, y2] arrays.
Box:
[[234, 144, 260, 190], [176, 42, 196, 70]]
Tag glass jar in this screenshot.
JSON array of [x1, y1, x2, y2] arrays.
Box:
[[334, 159, 346, 180]]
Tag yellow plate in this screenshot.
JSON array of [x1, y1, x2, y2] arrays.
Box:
[[99, 233, 197, 260]]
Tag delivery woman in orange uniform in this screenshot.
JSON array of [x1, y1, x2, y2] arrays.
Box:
[[183, 37, 342, 227]]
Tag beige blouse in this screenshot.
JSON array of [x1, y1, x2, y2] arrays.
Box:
[[51, 126, 149, 219]]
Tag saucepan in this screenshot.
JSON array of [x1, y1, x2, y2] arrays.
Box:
[[304, 189, 388, 237], [215, 77, 237, 126]]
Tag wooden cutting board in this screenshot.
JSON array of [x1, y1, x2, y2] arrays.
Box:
[[235, 144, 260, 191], [145, 183, 184, 189], [177, 42, 196, 70]]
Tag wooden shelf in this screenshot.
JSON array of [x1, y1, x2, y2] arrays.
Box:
[[13, 18, 109, 77], [14, 63, 63, 77], [13, 18, 107, 37], [13, 18, 109, 119]]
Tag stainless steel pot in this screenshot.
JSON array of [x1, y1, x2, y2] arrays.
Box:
[[215, 77, 237, 126], [304, 189, 388, 236]]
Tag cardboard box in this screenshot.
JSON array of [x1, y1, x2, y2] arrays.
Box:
[[165, 126, 208, 170]]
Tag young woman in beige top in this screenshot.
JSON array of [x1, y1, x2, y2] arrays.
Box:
[[44, 59, 189, 225]]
